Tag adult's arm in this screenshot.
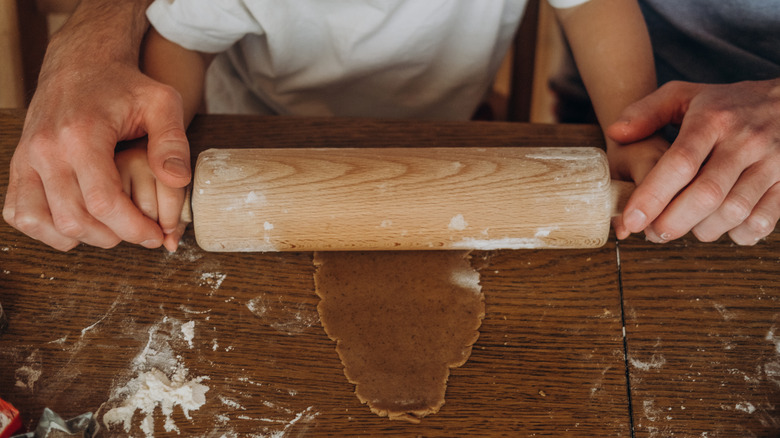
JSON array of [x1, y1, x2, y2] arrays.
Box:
[[2, 0, 191, 251], [608, 79, 780, 245]]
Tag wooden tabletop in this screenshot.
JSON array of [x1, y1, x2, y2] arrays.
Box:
[[0, 109, 777, 437]]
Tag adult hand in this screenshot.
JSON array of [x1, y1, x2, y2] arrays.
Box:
[[608, 79, 780, 245], [3, 48, 191, 251]]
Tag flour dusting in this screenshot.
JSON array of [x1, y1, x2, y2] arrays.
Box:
[[181, 321, 196, 348], [449, 266, 481, 294], [199, 272, 227, 294], [14, 350, 42, 391], [448, 214, 468, 231], [100, 317, 209, 438], [103, 367, 209, 437], [629, 354, 666, 371]]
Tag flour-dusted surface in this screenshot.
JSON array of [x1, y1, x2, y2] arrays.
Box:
[[2, 113, 776, 436], [99, 317, 210, 437], [620, 233, 780, 436]]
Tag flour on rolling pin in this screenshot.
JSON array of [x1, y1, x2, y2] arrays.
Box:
[[192, 147, 626, 252]]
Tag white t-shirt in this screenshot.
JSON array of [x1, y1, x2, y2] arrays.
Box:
[[147, 0, 589, 120]]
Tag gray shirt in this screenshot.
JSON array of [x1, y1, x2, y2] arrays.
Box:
[[641, 0, 780, 85]]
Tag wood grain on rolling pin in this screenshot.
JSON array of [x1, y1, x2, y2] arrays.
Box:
[[192, 147, 626, 252]]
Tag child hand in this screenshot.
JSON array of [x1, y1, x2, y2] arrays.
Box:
[[605, 134, 670, 240], [115, 140, 190, 252]]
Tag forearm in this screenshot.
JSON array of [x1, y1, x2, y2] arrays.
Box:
[[141, 28, 211, 126], [555, 0, 656, 128], [44, 0, 152, 75]]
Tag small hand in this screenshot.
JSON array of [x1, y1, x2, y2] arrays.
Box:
[[116, 142, 189, 252], [607, 80, 780, 245]]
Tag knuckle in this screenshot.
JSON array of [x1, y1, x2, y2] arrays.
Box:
[[705, 107, 735, 129], [52, 213, 85, 239], [720, 193, 753, 222], [13, 212, 46, 236], [666, 147, 701, 181], [83, 188, 121, 219], [138, 202, 158, 220], [692, 179, 726, 211], [147, 83, 183, 109]]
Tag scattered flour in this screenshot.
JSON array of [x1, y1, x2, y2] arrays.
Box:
[[14, 350, 42, 391], [735, 402, 756, 414], [102, 366, 209, 437], [100, 317, 209, 438], [199, 272, 227, 294], [766, 327, 780, 354], [246, 294, 318, 335], [449, 266, 482, 293], [266, 406, 318, 438], [15, 365, 42, 391], [219, 396, 245, 410], [629, 354, 667, 371], [181, 321, 196, 349], [448, 214, 468, 231], [452, 237, 546, 250]]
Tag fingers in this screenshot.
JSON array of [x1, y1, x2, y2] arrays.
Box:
[[692, 156, 779, 242], [728, 183, 780, 245], [73, 147, 165, 248], [3, 169, 80, 251], [143, 85, 192, 189], [163, 220, 189, 253], [606, 136, 669, 240], [620, 112, 719, 235], [607, 81, 702, 144], [156, 180, 187, 235]]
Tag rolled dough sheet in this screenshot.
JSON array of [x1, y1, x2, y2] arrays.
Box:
[[313, 251, 485, 423]]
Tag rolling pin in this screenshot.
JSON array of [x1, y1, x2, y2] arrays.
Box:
[[189, 147, 634, 251]]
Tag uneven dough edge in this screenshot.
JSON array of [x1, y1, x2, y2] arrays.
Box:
[[312, 251, 486, 423]]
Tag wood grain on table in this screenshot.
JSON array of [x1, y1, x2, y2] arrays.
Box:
[[0, 110, 777, 437]]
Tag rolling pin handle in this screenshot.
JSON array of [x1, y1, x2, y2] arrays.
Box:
[[180, 185, 193, 224], [610, 180, 636, 218]]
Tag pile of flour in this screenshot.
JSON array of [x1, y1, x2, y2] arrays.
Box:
[[101, 317, 209, 437]]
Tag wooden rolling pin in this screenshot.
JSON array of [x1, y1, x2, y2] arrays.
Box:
[[189, 147, 634, 251]]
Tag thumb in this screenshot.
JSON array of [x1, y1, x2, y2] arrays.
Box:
[[144, 88, 192, 189], [606, 81, 701, 144]]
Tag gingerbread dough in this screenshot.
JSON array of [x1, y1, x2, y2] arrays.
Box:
[[313, 251, 485, 423]]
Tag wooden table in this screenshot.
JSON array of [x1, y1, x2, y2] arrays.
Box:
[[0, 110, 777, 437]]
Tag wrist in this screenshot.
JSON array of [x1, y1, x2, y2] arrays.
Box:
[[46, 0, 151, 67]]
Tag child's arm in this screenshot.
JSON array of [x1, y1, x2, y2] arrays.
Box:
[[116, 28, 213, 251], [142, 28, 213, 125], [554, 0, 669, 238]]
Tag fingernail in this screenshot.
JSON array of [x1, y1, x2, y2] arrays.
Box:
[[163, 157, 189, 178], [141, 239, 162, 248], [644, 228, 663, 243], [624, 209, 647, 230]]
